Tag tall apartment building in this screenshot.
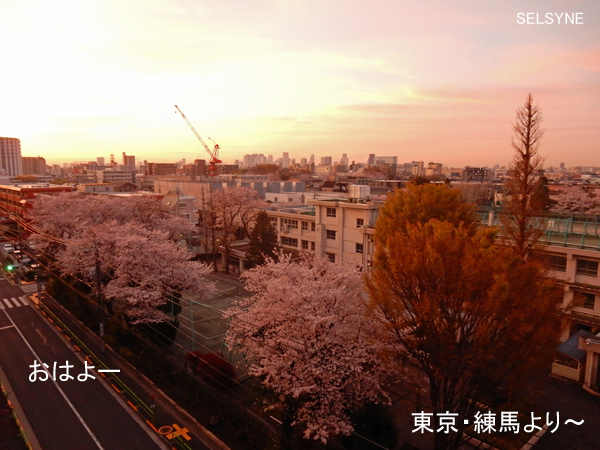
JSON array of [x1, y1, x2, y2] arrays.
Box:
[[122, 152, 136, 169], [242, 154, 267, 168], [146, 163, 177, 176], [0, 137, 23, 176], [411, 161, 425, 177], [22, 156, 47, 175], [320, 156, 333, 166], [282, 152, 290, 169]]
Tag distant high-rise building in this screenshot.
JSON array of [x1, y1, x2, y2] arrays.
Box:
[[368, 154, 375, 166], [320, 156, 332, 166], [309, 154, 315, 165], [411, 161, 425, 177], [300, 157, 307, 166], [268, 155, 273, 164], [282, 152, 290, 168], [0, 137, 23, 176], [339, 153, 349, 167], [97, 157, 105, 166], [22, 157, 47, 175], [374, 156, 398, 165], [122, 152, 136, 169], [560, 162, 565, 170], [243, 154, 267, 168]]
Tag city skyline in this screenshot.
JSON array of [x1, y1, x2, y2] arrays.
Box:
[[1, 0, 599, 167]]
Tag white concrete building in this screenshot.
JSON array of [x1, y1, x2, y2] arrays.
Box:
[[264, 195, 379, 268]]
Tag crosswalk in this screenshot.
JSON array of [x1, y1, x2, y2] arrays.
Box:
[[20, 283, 44, 294], [0, 296, 30, 309]]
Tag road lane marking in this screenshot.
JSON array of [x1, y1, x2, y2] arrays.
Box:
[[0, 325, 15, 330], [10, 298, 21, 307], [19, 297, 29, 306], [3, 299, 13, 308], [0, 309, 107, 450]]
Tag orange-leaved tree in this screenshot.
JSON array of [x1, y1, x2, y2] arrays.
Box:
[[367, 185, 563, 450]]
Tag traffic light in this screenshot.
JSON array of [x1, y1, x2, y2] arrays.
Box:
[[6, 264, 13, 271]]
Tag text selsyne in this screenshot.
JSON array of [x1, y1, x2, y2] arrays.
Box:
[[517, 12, 583, 25]]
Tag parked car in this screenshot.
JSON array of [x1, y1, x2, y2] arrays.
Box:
[[2, 243, 14, 253], [21, 255, 32, 265]]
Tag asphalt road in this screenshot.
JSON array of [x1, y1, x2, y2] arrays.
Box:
[[0, 277, 168, 450]]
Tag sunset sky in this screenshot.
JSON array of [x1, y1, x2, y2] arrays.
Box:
[[1, 0, 599, 168]]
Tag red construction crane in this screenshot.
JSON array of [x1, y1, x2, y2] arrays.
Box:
[[174, 105, 222, 176]]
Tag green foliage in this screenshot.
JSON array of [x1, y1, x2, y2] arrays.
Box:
[[23, 270, 37, 281], [234, 226, 246, 241], [250, 164, 280, 175], [530, 176, 551, 211], [412, 175, 430, 185], [245, 210, 279, 268]]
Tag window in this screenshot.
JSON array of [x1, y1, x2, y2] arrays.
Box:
[[311, 242, 316, 251], [302, 221, 308, 231], [356, 218, 364, 228], [546, 255, 567, 272], [326, 252, 335, 262], [281, 219, 298, 230], [356, 243, 363, 254], [178, 202, 187, 208], [281, 237, 298, 247], [326, 230, 336, 240], [576, 259, 598, 277], [578, 292, 596, 309], [311, 222, 316, 232], [301, 240, 309, 250], [326, 208, 336, 218], [270, 217, 278, 228]]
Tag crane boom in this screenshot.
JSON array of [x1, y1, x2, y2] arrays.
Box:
[[174, 105, 222, 176]]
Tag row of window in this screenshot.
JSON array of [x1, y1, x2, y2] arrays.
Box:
[[302, 240, 316, 251], [273, 216, 365, 230], [546, 255, 599, 278], [301, 221, 316, 232]]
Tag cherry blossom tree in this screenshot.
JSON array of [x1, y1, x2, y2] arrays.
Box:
[[225, 254, 389, 449], [28, 193, 213, 324], [551, 185, 600, 215], [57, 222, 213, 323]]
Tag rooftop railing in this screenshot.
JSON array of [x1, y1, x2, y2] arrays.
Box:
[[476, 207, 600, 251]]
